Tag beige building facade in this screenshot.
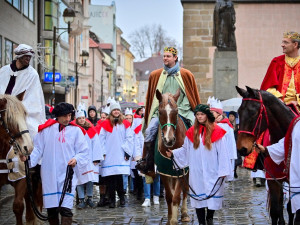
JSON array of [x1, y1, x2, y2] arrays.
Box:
[[181, 0, 300, 102]]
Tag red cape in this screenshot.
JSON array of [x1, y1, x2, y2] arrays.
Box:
[[260, 55, 285, 91], [38, 119, 86, 135], [101, 119, 131, 133], [218, 118, 233, 128], [185, 124, 226, 145]]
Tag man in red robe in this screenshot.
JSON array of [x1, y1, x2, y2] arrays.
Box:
[[261, 31, 300, 112]]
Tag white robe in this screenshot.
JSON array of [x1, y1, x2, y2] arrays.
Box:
[[130, 119, 144, 170], [99, 123, 134, 177], [76, 132, 103, 185], [30, 123, 89, 209], [268, 122, 300, 213], [217, 122, 237, 181], [0, 64, 46, 138], [172, 136, 231, 210]]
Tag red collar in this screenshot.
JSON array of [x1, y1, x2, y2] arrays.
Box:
[[134, 114, 142, 119], [101, 119, 131, 133], [38, 119, 86, 135], [134, 124, 142, 134], [218, 118, 233, 128], [86, 127, 97, 138], [185, 124, 226, 145]]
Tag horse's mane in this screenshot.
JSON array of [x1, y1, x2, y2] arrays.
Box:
[[260, 89, 295, 116], [0, 94, 27, 129]]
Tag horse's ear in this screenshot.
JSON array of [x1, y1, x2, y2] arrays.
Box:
[[173, 88, 180, 103], [245, 86, 258, 98], [236, 86, 248, 98], [16, 90, 26, 101], [156, 89, 162, 102]]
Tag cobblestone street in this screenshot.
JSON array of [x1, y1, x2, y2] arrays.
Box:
[[0, 168, 289, 225]]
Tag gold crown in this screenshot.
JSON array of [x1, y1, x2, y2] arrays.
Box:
[[283, 31, 300, 40], [164, 47, 177, 55]]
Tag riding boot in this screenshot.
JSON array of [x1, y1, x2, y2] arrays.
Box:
[[61, 216, 72, 225], [136, 141, 155, 174]]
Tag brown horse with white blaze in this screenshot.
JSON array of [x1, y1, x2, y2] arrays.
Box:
[[0, 92, 42, 225], [156, 89, 190, 225]]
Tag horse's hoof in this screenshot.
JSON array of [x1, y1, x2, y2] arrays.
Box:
[[181, 216, 190, 222]]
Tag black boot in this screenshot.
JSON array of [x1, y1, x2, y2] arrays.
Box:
[[97, 194, 106, 207], [119, 194, 125, 206], [135, 141, 155, 173]]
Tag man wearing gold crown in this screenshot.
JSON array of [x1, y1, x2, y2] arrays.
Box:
[[261, 31, 300, 112], [136, 46, 201, 177]]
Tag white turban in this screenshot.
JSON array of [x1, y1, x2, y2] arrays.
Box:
[[14, 44, 35, 59]]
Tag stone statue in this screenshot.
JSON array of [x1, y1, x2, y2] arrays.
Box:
[[213, 0, 236, 51]]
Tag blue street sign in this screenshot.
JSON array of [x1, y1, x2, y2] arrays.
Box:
[[44, 72, 62, 82]]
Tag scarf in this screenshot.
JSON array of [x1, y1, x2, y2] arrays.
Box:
[[163, 61, 180, 75]]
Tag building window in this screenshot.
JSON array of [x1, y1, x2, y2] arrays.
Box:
[[117, 55, 121, 66], [23, 0, 35, 22], [44, 0, 58, 31], [6, 0, 21, 11], [5, 39, 17, 65]]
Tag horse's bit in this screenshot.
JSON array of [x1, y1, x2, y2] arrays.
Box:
[[238, 92, 269, 141]]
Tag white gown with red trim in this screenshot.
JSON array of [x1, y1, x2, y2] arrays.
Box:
[[29, 123, 89, 209], [99, 122, 134, 177], [267, 122, 300, 213], [130, 118, 144, 170], [75, 128, 104, 185], [172, 134, 231, 210], [217, 122, 237, 181]]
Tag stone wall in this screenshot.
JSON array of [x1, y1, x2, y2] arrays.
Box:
[[182, 2, 215, 103]]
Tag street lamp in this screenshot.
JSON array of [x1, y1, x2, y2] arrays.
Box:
[[74, 50, 89, 108], [51, 7, 75, 106]]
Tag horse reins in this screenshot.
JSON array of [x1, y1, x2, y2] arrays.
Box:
[[24, 160, 74, 221], [171, 156, 225, 201]]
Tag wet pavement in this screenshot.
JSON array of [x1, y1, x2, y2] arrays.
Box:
[[0, 167, 289, 225]]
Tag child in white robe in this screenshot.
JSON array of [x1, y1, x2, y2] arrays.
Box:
[[209, 97, 237, 181], [75, 103, 103, 209], [20, 102, 89, 225], [99, 100, 134, 208], [166, 104, 231, 225]]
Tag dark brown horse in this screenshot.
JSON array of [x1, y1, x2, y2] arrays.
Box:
[[236, 86, 295, 225], [0, 92, 42, 225], [155, 89, 190, 225]]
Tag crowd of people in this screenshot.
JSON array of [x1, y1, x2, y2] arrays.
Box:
[[2, 31, 300, 224]]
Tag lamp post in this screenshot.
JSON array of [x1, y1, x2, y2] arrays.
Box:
[[74, 50, 89, 108], [51, 7, 75, 106]]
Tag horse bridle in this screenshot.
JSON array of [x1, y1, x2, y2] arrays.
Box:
[[238, 92, 269, 140], [0, 108, 30, 155], [158, 112, 178, 147]]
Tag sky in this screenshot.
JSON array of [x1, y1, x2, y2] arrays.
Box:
[[90, 0, 183, 49]]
